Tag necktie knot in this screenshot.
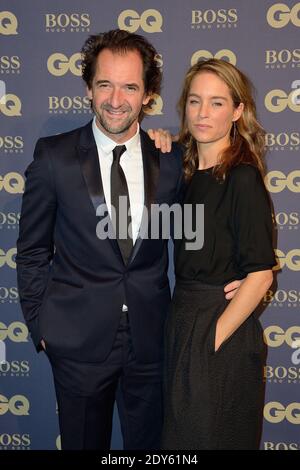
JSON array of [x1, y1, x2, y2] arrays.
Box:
[[112, 145, 126, 165]]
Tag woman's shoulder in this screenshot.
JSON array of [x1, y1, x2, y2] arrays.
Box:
[[229, 163, 263, 186]]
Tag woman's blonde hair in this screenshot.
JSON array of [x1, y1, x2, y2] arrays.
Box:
[[178, 59, 266, 181]]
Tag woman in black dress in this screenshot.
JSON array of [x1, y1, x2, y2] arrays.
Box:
[[162, 59, 276, 450]]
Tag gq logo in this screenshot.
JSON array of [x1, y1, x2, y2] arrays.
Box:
[[0, 173, 24, 194], [47, 53, 81, 76], [0, 94, 22, 116], [267, 3, 300, 28], [0, 248, 17, 269], [144, 94, 163, 116], [0, 322, 28, 342], [264, 326, 300, 347], [191, 49, 236, 65], [264, 402, 300, 424], [265, 170, 300, 193], [0, 395, 29, 416], [118, 9, 163, 33], [265, 84, 300, 112], [273, 249, 300, 271], [56, 435, 61, 450], [0, 11, 18, 35]]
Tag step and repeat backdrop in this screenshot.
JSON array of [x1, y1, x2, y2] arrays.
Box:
[[0, 0, 299, 450]]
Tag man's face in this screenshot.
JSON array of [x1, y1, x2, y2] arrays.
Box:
[[87, 49, 150, 142]]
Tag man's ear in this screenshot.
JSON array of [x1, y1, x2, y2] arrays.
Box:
[[143, 93, 151, 106]]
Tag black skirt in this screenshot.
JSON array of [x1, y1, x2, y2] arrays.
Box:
[[162, 279, 266, 450]]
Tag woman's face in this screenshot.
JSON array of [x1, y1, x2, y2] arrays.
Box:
[[185, 71, 243, 147]]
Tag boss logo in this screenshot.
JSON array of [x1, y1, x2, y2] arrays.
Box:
[[273, 212, 299, 227], [0, 136, 23, 151], [265, 131, 300, 149], [0, 56, 20, 73], [0, 360, 30, 375], [264, 365, 300, 381], [265, 48, 300, 66], [263, 288, 300, 305], [48, 96, 91, 113], [264, 441, 299, 450], [0, 433, 30, 448], [45, 13, 90, 31], [191, 8, 237, 28], [0, 286, 19, 301]]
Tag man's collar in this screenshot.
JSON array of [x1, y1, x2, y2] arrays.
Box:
[[92, 116, 140, 157]]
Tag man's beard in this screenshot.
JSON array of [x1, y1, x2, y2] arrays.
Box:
[[93, 102, 139, 135]]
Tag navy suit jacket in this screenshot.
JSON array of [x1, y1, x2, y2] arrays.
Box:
[[16, 121, 183, 363]]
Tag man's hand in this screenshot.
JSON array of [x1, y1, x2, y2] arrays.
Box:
[[224, 279, 243, 300], [41, 339, 46, 350], [147, 128, 173, 153]]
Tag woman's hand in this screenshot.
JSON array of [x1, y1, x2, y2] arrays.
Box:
[[147, 128, 174, 153]]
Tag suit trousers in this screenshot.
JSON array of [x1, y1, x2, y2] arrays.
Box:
[[47, 311, 163, 450]]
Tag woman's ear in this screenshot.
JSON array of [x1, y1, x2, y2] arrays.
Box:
[[233, 102, 244, 122]]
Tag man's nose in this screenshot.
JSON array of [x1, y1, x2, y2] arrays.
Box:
[[109, 88, 123, 108]]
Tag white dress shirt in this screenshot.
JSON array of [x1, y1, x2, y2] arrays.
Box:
[[92, 117, 145, 311]]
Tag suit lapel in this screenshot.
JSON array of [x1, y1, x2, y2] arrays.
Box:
[[77, 121, 122, 260], [129, 130, 160, 264]]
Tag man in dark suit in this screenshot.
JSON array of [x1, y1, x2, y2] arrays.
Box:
[[16, 29, 239, 450], [16, 29, 183, 450]]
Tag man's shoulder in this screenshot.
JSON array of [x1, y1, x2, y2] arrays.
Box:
[[37, 121, 92, 150]]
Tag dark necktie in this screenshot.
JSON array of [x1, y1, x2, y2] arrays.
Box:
[[111, 145, 133, 264]]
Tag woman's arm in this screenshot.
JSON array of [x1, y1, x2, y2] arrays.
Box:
[[215, 269, 273, 351]]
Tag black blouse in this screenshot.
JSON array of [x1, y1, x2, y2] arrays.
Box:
[[175, 164, 276, 285]]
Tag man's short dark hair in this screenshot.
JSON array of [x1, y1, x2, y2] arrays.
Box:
[[81, 29, 162, 115]]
